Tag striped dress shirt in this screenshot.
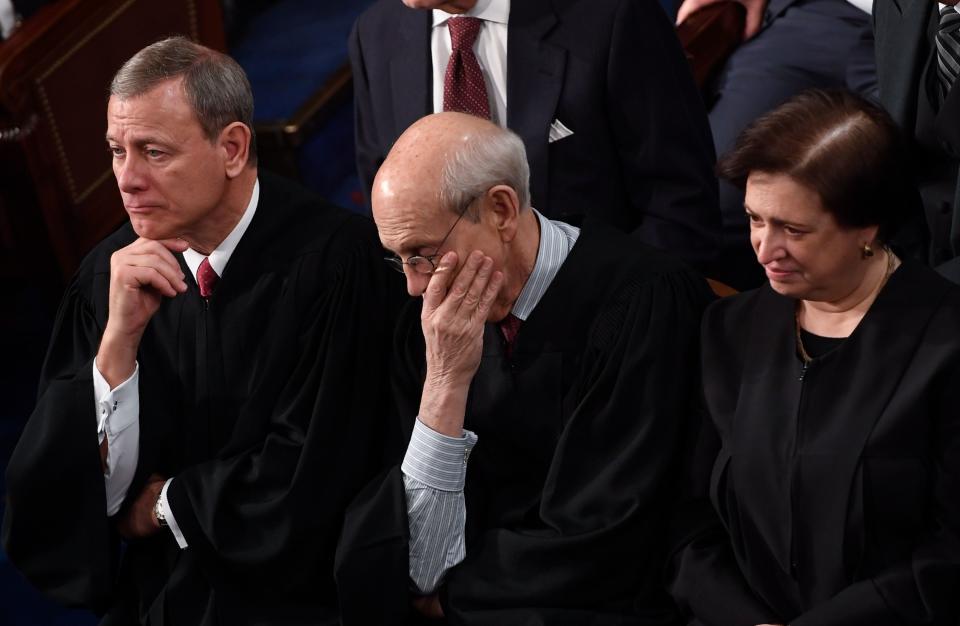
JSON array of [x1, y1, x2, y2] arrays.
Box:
[[402, 209, 580, 594]]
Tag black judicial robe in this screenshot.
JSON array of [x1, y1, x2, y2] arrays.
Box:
[[335, 221, 712, 626], [2, 173, 402, 625], [669, 262, 960, 625]]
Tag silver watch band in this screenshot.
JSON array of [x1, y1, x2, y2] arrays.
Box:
[[154, 490, 168, 528]]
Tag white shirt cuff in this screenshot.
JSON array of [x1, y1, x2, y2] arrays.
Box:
[[94, 359, 141, 516], [401, 419, 477, 492], [160, 478, 189, 549], [93, 359, 140, 442]]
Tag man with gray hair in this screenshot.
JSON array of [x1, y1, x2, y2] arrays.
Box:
[[3, 36, 399, 625], [336, 112, 710, 625]]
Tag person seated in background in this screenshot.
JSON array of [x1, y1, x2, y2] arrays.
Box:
[[669, 89, 960, 625], [349, 0, 721, 274], [2, 36, 401, 625], [675, 0, 879, 289], [335, 111, 711, 625]]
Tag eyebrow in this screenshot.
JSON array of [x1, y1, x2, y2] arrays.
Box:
[[104, 135, 169, 148], [744, 207, 809, 229]]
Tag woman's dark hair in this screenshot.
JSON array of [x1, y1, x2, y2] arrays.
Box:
[[717, 89, 912, 242]]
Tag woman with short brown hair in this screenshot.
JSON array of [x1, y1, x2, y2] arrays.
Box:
[[669, 89, 960, 626]]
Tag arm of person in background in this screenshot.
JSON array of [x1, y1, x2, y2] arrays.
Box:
[[609, 0, 720, 271], [348, 16, 384, 203]]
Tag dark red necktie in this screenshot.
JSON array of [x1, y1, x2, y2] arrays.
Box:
[[443, 17, 491, 119], [197, 257, 219, 299], [499, 313, 522, 357]]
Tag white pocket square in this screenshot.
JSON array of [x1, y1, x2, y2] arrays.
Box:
[[548, 119, 574, 143]]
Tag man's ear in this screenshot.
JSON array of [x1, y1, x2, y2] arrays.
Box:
[[220, 122, 252, 178], [485, 185, 521, 243]]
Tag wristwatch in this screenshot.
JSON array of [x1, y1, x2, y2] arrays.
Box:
[[154, 490, 168, 528]]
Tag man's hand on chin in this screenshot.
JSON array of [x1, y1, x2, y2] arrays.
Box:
[[97, 237, 189, 388], [116, 473, 167, 539]]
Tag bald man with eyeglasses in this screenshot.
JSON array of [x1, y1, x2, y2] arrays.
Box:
[[335, 111, 712, 626]]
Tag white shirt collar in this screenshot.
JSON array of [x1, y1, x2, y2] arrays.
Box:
[[511, 209, 580, 321], [940, 3, 960, 14], [432, 0, 510, 27], [182, 178, 260, 281]]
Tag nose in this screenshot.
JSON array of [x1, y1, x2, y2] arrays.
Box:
[[405, 268, 430, 298], [753, 227, 785, 266], [114, 154, 148, 195]]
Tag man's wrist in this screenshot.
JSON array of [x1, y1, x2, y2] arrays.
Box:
[[96, 328, 141, 388], [418, 378, 470, 437]]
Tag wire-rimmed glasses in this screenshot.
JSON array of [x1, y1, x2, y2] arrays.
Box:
[[384, 202, 472, 275]]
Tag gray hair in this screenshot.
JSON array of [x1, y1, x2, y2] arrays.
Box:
[[439, 124, 531, 220], [111, 36, 257, 163]]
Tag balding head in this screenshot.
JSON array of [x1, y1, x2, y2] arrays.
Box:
[[372, 113, 539, 317], [374, 112, 530, 223]]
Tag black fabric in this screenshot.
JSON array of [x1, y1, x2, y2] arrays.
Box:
[[797, 329, 843, 360], [2, 172, 403, 625], [669, 261, 960, 625], [336, 220, 712, 625], [348, 0, 720, 272], [875, 0, 960, 268]]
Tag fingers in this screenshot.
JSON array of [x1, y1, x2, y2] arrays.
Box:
[[454, 254, 494, 316], [676, 0, 712, 25], [127, 252, 188, 294], [476, 270, 504, 323], [422, 251, 458, 316], [743, 0, 767, 40], [440, 251, 487, 315], [114, 238, 188, 295]]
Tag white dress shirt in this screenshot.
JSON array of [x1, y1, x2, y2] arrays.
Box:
[[94, 179, 260, 549], [0, 0, 16, 39], [940, 2, 959, 16], [402, 209, 580, 594], [431, 0, 510, 126], [845, 0, 872, 15]]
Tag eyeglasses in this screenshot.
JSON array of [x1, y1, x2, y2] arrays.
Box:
[[384, 201, 472, 275]]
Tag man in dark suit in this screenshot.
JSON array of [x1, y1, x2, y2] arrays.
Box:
[[875, 0, 960, 283], [348, 0, 720, 273]]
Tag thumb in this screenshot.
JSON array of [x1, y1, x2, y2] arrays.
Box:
[[743, 0, 767, 40]]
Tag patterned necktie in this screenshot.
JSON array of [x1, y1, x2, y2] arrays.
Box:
[[443, 17, 491, 119], [499, 313, 522, 357], [197, 257, 219, 299], [937, 6, 960, 102]]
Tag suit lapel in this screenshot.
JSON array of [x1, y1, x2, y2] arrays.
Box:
[[506, 0, 564, 209], [390, 8, 432, 139]]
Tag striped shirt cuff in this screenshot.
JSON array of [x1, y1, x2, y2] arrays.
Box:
[[402, 419, 478, 492]]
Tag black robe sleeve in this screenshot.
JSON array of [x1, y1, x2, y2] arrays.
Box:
[[338, 267, 710, 625], [2, 257, 118, 612], [608, 0, 719, 271], [667, 298, 782, 626]]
